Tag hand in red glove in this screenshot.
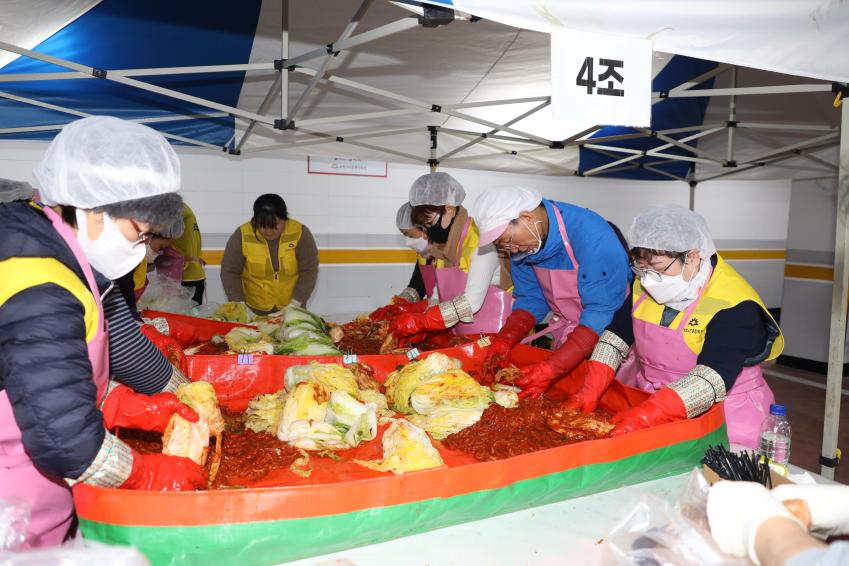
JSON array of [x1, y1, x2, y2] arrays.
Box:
[[390, 305, 447, 345], [101, 384, 198, 433], [609, 387, 687, 437], [517, 325, 599, 399], [480, 310, 536, 383], [140, 324, 187, 374], [369, 299, 429, 322], [559, 360, 617, 413], [120, 450, 207, 491]]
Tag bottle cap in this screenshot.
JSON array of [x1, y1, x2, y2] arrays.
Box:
[[769, 403, 787, 417]]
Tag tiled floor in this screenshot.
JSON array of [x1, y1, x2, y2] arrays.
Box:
[[764, 363, 849, 484]]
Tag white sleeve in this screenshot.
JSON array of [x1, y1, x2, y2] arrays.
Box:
[[464, 244, 500, 313]]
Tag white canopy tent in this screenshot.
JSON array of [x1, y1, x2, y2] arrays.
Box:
[[0, 0, 847, 477]]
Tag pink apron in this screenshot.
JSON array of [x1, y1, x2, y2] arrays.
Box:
[[434, 218, 514, 335], [0, 206, 110, 547], [418, 262, 437, 299], [630, 281, 774, 449], [520, 206, 583, 349]]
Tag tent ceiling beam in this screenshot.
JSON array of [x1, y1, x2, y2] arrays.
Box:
[[655, 83, 832, 99], [0, 63, 276, 82], [643, 164, 688, 181], [448, 96, 549, 110], [234, 72, 283, 153], [437, 99, 551, 161], [652, 131, 721, 161], [0, 111, 228, 135], [652, 63, 733, 105], [243, 126, 424, 154], [741, 132, 841, 165], [286, 0, 375, 128], [0, 90, 220, 150], [436, 127, 548, 146], [0, 40, 275, 126], [737, 122, 838, 133], [693, 140, 840, 183], [655, 122, 729, 136], [342, 138, 424, 162], [297, 108, 428, 127], [478, 138, 576, 175], [284, 17, 419, 69]]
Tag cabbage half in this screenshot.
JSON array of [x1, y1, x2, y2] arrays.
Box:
[[283, 306, 326, 331], [354, 420, 444, 474]]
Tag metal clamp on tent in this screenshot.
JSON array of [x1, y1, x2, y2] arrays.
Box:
[[834, 83, 848, 107], [91, 67, 107, 79], [273, 119, 296, 130]]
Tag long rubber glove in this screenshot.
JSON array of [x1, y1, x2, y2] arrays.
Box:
[[369, 299, 429, 322], [772, 484, 849, 537], [609, 387, 687, 437], [139, 324, 188, 374], [120, 450, 207, 491], [516, 325, 599, 399], [101, 384, 198, 434], [558, 360, 617, 412], [390, 305, 447, 345], [480, 309, 536, 383]]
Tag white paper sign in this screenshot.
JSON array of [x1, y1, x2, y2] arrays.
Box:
[[551, 29, 652, 131], [308, 156, 387, 177]]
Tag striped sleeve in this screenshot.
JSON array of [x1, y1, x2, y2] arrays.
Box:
[[102, 286, 172, 394]]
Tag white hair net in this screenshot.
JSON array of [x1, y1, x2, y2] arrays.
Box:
[[628, 204, 717, 258], [395, 202, 415, 230], [34, 116, 180, 209], [470, 186, 543, 247], [408, 172, 465, 206]]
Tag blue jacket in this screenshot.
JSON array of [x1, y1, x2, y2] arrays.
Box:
[[510, 199, 632, 335]]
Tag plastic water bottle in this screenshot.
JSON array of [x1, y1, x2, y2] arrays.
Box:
[[758, 403, 792, 466]]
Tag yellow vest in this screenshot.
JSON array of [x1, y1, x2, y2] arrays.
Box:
[[240, 220, 302, 312], [132, 259, 148, 292], [0, 257, 99, 343], [632, 255, 784, 359], [433, 219, 479, 271], [171, 204, 205, 282]]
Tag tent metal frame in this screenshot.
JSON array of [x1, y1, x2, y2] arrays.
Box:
[[0, 2, 846, 477]]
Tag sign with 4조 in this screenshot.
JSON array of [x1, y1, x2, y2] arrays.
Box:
[[550, 29, 652, 132], [308, 156, 388, 177]]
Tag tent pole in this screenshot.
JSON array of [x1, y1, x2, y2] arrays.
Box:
[[821, 99, 849, 479], [282, 0, 289, 124], [736, 122, 837, 133], [689, 180, 697, 210], [657, 83, 831, 99], [727, 66, 737, 163], [693, 140, 840, 183]]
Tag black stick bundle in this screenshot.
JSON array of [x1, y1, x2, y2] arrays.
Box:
[[702, 445, 772, 488]]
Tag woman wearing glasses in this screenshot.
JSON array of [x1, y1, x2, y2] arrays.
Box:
[[562, 204, 783, 448], [469, 186, 632, 392], [0, 117, 206, 548]]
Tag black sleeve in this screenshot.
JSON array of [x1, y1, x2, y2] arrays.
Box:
[[103, 286, 172, 394], [114, 270, 141, 321], [605, 293, 635, 345], [408, 262, 427, 300], [698, 300, 769, 391], [0, 285, 104, 479]]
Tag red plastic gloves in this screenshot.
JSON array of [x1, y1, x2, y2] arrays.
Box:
[[369, 299, 429, 322], [120, 450, 207, 491], [517, 325, 599, 398], [480, 310, 536, 383], [609, 387, 687, 437], [101, 384, 198, 433], [559, 360, 617, 413], [390, 305, 448, 345], [139, 324, 187, 374]]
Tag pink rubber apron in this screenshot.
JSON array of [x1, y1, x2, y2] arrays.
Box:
[[0, 206, 109, 547], [520, 206, 583, 349], [154, 246, 186, 281], [418, 261, 437, 299], [434, 218, 514, 335], [630, 279, 774, 449]]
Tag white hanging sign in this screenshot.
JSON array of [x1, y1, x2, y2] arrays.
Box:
[[550, 29, 652, 131], [308, 156, 388, 177]]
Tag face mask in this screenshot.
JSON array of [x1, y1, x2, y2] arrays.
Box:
[[76, 209, 146, 280], [640, 260, 692, 305], [426, 213, 452, 244], [511, 219, 543, 262], [404, 236, 430, 255]]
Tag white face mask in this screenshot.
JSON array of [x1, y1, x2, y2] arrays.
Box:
[[145, 243, 161, 264], [76, 209, 146, 280], [641, 271, 691, 305], [404, 236, 430, 255], [511, 219, 543, 262]]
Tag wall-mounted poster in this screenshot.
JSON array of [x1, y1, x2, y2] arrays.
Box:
[[308, 156, 388, 177]]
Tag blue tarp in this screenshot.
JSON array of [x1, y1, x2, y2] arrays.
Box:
[[0, 0, 263, 146]]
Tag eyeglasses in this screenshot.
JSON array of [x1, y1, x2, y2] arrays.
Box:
[[128, 218, 157, 246], [631, 255, 684, 282]]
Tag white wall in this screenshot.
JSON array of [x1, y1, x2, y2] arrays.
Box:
[[0, 140, 791, 317]]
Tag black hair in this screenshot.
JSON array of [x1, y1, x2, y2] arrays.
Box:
[[411, 204, 444, 227], [61, 205, 78, 227], [252, 194, 288, 229]]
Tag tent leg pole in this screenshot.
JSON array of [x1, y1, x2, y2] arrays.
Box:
[[822, 100, 849, 479], [281, 0, 289, 122], [689, 181, 697, 211], [727, 66, 737, 163]]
